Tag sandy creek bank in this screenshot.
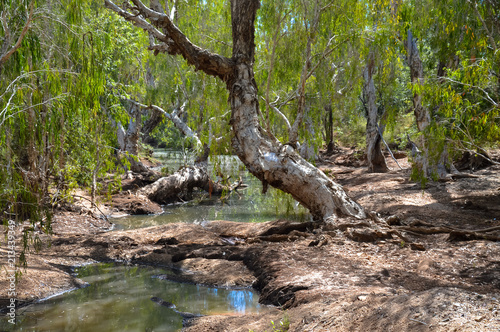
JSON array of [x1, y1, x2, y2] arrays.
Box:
[[1, 152, 500, 331]]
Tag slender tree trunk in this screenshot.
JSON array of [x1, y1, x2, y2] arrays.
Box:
[[325, 105, 336, 153], [264, 12, 284, 133], [91, 123, 100, 208], [142, 107, 164, 145], [405, 30, 430, 132], [58, 111, 65, 172], [363, 53, 388, 173], [405, 30, 453, 179], [118, 102, 149, 173]]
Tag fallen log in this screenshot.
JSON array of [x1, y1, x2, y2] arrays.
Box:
[[139, 165, 243, 204]]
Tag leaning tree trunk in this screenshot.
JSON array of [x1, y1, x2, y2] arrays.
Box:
[[363, 52, 388, 173], [105, 0, 365, 222], [228, 0, 364, 222], [405, 30, 452, 179]]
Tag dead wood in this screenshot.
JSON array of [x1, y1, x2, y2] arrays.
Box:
[[138, 165, 244, 205]]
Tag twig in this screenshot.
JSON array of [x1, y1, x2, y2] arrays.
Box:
[[409, 318, 428, 326], [71, 195, 109, 222]]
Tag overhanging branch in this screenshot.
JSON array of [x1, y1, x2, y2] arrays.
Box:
[[105, 0, 234, 81], [0, 2, 34, 68]]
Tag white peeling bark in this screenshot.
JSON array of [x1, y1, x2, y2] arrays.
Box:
[[229, 61, 364, 221], [140, 166, 218, 204]]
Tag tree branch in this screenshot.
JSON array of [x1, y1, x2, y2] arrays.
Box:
[[470, 0, 497, 52], [127, 99, 202, 148], [261, 96, 292, 132], [105, 0, 234, 80], [0, 2, 34, 68], [440, 76, 498, 107]]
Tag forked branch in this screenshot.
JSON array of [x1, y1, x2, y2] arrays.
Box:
[[104, 0, 234, 80]]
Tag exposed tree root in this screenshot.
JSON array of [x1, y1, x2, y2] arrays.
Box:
[[395, 225, 500, 242]]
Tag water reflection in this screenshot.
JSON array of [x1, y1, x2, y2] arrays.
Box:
[[112, 150, 311, 230], [1, 263, 266, 332]]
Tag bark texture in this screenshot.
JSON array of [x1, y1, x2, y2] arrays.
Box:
[[227, 0, 364, 221], [105, 0, 365, 222], [363, 53, 388, 173], [405, 30, 430, 133]]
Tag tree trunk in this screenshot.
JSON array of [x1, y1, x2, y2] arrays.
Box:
[[405, 30, 430, 133], [405, 30, 451, 179], [139, 165, 238, 204], [228, 0, 364, 222], [363, 53, 388, 173], [141, 107, 164, 145], [117, 102, 149, 173], [325, 105, 337, 154]]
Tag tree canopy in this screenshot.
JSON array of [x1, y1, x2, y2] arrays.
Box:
[[1, 0, 498, 228]]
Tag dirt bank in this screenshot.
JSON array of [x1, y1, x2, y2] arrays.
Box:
[[1, 151, 499, 331]]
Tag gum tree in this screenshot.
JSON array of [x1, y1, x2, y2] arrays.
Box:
[[104, 0, 365, 222]]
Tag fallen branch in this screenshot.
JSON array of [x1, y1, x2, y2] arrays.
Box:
[[71, 194, 109, 222], [377, 124, 403, 170]]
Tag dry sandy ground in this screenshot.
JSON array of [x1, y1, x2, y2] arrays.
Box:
[[1, 150, 499, 331]]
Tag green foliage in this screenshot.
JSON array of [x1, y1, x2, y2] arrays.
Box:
[[0, 1, 132, 266], [248, 310, 290, 332], [270, 311, 291, 332]]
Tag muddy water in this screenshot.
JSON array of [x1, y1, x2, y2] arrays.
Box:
[[1, 151, 297, 331], [112, 150, 311, 229], [3, 263, 265, 331]]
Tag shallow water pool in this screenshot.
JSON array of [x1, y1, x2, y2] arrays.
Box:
[[1, 263, 266, 332], [111, 150, 311, 230]]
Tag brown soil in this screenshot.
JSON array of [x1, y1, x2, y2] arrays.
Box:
[[1, 150, 499, 331]]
